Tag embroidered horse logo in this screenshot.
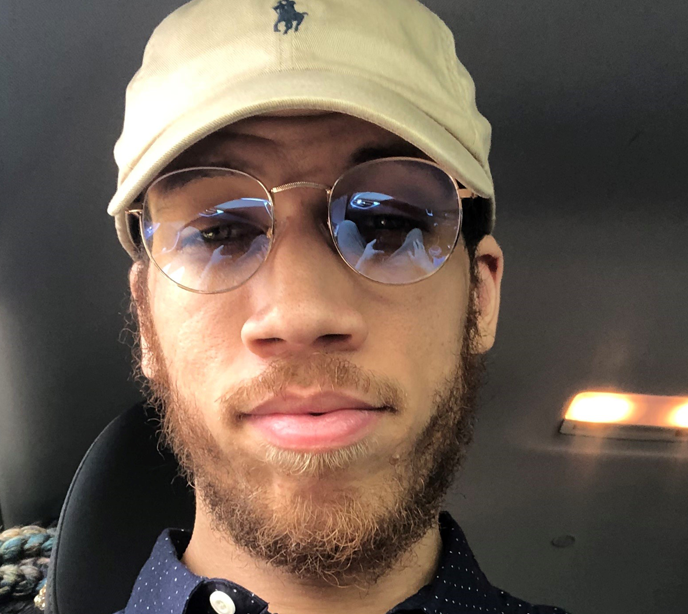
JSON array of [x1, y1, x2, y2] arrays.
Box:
[[273, 0, 308, 34]]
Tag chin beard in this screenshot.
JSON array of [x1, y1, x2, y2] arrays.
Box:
[[129, 261, 486, 587]]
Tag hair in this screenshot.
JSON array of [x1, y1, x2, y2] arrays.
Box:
[[461, 196, 491, 262], [125, 237, 487, 588]]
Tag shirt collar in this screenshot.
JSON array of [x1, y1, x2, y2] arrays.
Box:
[[122, 511, 559, 614], [123, 529, 269, 614], [389, 511, 496, 614]]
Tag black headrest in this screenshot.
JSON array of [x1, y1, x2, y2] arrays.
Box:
[[46, 403, 195, 614]]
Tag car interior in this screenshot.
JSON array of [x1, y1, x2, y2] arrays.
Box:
[[1, 1, 686, 613]]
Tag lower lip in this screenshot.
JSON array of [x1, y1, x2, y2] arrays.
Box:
[[245, 409, 383, 451]]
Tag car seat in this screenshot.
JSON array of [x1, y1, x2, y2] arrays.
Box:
[[44, 402, 195, 614]]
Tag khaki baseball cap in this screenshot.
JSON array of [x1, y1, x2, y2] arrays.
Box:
[[109, 0, 495, 256]]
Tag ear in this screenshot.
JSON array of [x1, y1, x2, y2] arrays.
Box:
[[473, 235, 504, 353], [129, 262, 156, 380]]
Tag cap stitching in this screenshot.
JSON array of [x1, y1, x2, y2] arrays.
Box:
[[441, 23, 480, 155]]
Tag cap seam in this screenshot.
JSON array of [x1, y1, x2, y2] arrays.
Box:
[[441, 24, 480, 156]]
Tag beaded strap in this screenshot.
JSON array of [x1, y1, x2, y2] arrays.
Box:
[[0, 524, 56, 611], [34, 584, 47, 611]]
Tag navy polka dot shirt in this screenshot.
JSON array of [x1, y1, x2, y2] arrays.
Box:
[[117, 511, 571, 614]]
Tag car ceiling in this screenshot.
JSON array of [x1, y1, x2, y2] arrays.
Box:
[[0, 1, 686, 612]]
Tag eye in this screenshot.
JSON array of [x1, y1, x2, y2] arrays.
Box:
[[364, 214, 420, 232], [178, 218, 263, 252], [199, 223, 245, 243], [348, 207, 429, 235]]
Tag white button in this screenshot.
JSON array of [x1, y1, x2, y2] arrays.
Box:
[[209, 590, 236, 614]]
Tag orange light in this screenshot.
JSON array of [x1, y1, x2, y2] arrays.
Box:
[[560, 391, 688, 442], [565, 392, 634, 423], [669, 403, 688, 428]]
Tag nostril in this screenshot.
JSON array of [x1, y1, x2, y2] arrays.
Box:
[[319, 333, 349, 344], [256, 338, 282, 347]]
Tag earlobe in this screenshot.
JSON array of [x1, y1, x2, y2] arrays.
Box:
[[138, 331, 156, 381], [128, 262, 156, 380], [473, 235, 504, 353]]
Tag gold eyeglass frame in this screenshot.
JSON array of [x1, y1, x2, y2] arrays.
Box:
[[126, 156, 477, 294]]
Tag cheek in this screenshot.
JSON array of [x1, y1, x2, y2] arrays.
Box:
[[367, 270, 468, 424], [398, 298, 463, 374], [151, 285, 244, 401], [380, 301, 457, 361], [384, 255, 468, 361]]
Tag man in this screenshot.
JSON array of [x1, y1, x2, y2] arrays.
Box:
[[105, 0, 571, 613], [273, 0, 307, 34]]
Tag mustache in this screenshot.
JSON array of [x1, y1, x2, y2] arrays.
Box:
[[215, 353, 406, 420]]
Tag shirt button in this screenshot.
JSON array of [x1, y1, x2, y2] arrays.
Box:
[[209, 590, 236, 614]]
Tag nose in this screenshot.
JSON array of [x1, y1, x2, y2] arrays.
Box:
[[240, 189, 369, 359]]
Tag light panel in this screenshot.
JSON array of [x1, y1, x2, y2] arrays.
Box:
[[560, 391, 688, 442], [670, 403, 688, 428]]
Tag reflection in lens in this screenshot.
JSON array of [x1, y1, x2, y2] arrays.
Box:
[[387, 227, 435, 273], [336, 220, 368, 265], [198, 234, 270, 289], [330, 160, 461, 284], [143, 168, 273, 292], [336, 224, 437, 284]]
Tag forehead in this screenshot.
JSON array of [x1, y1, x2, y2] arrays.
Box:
[[162, 112, 431, 175]]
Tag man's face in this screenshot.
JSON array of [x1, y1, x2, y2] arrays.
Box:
[[131, 112, 502, 585]]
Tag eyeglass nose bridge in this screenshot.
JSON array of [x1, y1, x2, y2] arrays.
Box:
[[269, 181, 335, 244], [270, 181, 332, 197]]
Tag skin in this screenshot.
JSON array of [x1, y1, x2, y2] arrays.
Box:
[[131, 112, 503, 614]]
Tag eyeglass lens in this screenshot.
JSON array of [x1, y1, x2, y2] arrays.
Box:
[[142, 159, 462, 293]]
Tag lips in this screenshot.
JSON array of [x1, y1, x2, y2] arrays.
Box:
[[243, 392, 386, 451], [245, 391, 379, 416]]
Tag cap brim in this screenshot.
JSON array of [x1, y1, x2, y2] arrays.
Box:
[[110, 69, 494, 257]]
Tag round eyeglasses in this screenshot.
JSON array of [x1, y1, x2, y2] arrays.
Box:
[[127, 157, 476, 294]]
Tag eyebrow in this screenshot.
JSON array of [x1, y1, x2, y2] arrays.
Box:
[[162, 152, 258, 176], [146, 140, 435, 203], [168, 141, 430, 173], [347, 142, 432, 166]]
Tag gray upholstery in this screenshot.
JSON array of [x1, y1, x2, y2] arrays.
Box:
[[45, 403, 194, 614]]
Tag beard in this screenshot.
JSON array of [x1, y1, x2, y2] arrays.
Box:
[[129, 259, 486, 588]]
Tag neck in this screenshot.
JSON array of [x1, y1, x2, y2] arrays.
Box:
[[181, 507, 443, 614]]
